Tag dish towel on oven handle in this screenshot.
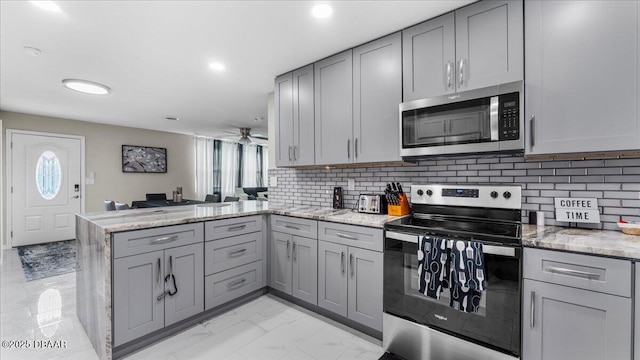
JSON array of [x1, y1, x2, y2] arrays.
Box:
[[417, 236, 448, 299], [450, 239, 486, 313]]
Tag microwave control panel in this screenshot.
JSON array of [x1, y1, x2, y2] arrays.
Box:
[[499, 92, 520, 141]]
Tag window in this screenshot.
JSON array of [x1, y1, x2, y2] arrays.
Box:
[[35, 151, 62, 200]]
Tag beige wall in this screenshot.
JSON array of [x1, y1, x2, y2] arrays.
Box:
[[1, 111, 196, 243]]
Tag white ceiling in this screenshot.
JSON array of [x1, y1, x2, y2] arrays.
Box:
[[0, 0, 474, 139]]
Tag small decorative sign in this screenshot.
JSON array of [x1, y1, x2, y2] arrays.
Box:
[[554, 198, 600, 223]]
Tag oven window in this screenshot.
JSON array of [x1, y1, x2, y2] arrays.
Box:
[[384, 237, 521, 357]]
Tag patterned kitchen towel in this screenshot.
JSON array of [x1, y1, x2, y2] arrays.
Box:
[[418, 236, 448, 299], [449, 240, 486, 313]]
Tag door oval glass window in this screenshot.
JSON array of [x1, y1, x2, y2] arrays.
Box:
[[35, 151, 62, 200]]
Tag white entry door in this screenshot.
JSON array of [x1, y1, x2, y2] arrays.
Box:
[[10, 133, 82, 246]]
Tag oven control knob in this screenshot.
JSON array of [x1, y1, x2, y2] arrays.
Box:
[[426, 189, 433, 196], [503, 191, 512, 199], [417, 189, 424, 196], [490, 191, 499, 199]]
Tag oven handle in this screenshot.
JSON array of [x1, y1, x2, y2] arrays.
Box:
[[385, 231, 518, 257]]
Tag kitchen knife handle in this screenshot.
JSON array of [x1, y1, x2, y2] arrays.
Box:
[[347, 139, 351, 159], [355, 138, 358, 159], [529, 115, 535, 149], [530, 291, 535, 328]]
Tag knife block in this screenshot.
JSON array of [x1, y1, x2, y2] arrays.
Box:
[[388, 193, 410, 216]]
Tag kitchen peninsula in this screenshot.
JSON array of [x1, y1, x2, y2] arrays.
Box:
[[75, 201, 398, 360]]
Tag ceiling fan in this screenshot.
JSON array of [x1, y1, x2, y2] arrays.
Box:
[[217, 127, 268, 145]]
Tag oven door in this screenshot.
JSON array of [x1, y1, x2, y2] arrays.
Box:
[[384, 231, 521, 357]]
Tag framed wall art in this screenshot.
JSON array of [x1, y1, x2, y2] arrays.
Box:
[[122, 145, 167, 173]]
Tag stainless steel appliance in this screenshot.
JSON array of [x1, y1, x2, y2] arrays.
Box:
[[383, 184, 522, 360], [358, 194, 387, 214], [399, 81, 523, 158]]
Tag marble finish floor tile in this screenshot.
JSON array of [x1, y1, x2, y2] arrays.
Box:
[[2, 248, 384, 360]]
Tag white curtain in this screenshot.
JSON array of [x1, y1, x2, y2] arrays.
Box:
[[242, 144, 258, 187], [194, 137, 214, 200], [220, 140, 239, 199]]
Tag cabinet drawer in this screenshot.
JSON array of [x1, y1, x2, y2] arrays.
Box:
[[113, 223, 203, 259], [205, 215, 263, 241], [205, 232, 263, 275], [318, 222, 383, 252], [271, 215, 317, 238], [205, 261, 264, 310], [523, 248, 632, 297]]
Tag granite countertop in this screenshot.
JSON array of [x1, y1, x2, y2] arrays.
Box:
[[522, 224, 640, 260], [78, 201, 402, 234]]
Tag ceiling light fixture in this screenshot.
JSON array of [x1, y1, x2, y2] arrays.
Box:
[[61, 79, 111, 95], [209, 62, 225, 71], [312, 4, 333, 19], [30, 1, 62, 13]]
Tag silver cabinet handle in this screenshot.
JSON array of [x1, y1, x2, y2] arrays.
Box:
[[530, 291, 535, 328], [355, 138, 358, 159], [336, 232, 357, 240], [168, 255, 173, 276], [293, 241, 297, 261], [341, 252, 345, 273], [446, 61, 453, 89], [294, 146, 298, 161], [227, 278, 246, 289], [459, 58, 465, 86], [347, 139, 351, 159], [544, 266, 601, 280], [157, 258, 161, 284], [529, 115, 535, 149], [286, 239, 290, 259], [288, 146, 292, 162], [284, 224, 301, 230], [228, 224, 246, 232], [71, 195, 80, 199], [151, 235, 179, 245], [228, 248, 247, 257], [350, 253, 354, 277]]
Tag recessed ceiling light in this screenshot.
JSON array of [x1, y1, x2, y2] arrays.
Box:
[[209, 62, 225, 71], [312, 4, 332, 19], [164, 116, 180, 121], [30, 1, 62, 13], [24, 46, 42, 56], [62, 79, 111, 95]]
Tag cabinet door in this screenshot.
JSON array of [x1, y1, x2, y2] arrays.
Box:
[[318, 241, 348, 317], [291, 235, 318, 305], [523, 279, 632, 360], [164, 243, 204, 326], [314, 50, 353, 165], [635, 263, 640, 360], [353, 32, 402, 163], [270, 231, 292, 294], [347, 247, 383, 331], [113, 250, 165, 347], [402, 12, 456, 101], [455, 0, 523, 91], [525, 0, 640, 155], [275, 72, 294, 167], [292, 64, 315, 166]]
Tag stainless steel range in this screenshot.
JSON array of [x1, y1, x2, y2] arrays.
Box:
[[383, 184, 522, 360]]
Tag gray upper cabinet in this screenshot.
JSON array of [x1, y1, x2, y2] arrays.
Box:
[[314, 50, 354, 165], [403, 12, 456, 101], [402, 0, 522, 100], [525, 0, 640, 156], [275, 72, 294, 167], [353, 32, 402, 163], [455, 0, 523, 92], [275, 65, 315, 167]]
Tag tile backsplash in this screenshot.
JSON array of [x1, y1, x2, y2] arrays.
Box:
[[268, 154, 640, 230]]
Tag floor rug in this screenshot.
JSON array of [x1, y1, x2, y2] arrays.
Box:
[[17, 239, 77, 281]]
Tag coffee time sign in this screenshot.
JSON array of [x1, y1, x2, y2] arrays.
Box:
[[554, 198, 600, 223]]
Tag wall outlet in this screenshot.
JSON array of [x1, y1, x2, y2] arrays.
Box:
[[347, 179, 355, 191], [270, 176, 278, 187]]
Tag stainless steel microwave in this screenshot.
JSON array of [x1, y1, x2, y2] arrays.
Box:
[[399, 81, 524, 158]]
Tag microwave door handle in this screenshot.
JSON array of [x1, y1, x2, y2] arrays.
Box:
[[490, 96, 500, 141]]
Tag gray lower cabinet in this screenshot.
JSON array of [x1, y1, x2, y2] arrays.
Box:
[[113, 242, 204, 347], [318, 240, 383, 331], [522, 248, 632, 360], [270, 231, 318, 305], [525, 0, 640, 156]]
